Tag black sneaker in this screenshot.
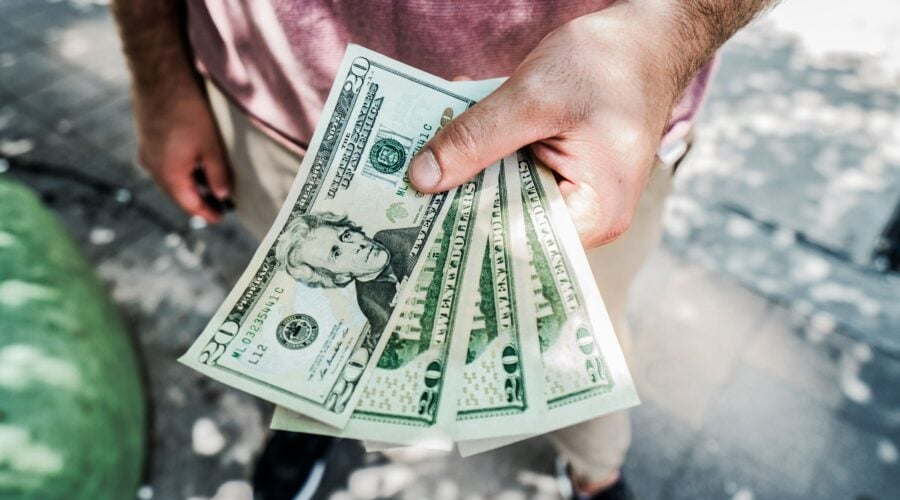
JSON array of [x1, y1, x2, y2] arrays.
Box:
[[252, 431, 334, 500], [555, 457, 637, 500]]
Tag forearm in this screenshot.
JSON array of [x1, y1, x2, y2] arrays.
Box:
[[110, 0, 199, 99], [670, 0, 776, 90], [631, 0, 778, 98], [563, 0, 775, 139]]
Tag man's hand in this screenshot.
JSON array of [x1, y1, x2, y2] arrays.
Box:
[[133, 84, 231, 223], [409, 0, 773, 248], [112, 0, 231, 223]]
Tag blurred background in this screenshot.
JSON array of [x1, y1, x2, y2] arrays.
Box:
[[0, 0, 898, 499]]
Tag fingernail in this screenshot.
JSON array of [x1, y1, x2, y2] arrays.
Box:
[[409, 150, 441, 190]]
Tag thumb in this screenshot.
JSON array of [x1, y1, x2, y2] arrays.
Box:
[[408, 82, 544, 192]]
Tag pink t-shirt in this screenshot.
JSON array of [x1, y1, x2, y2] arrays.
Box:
[[187, 0, 712, 151]]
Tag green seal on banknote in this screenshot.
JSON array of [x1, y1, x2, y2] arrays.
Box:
[[277, 314, 319, 350], [369, 138, 407, 174], [386, 202, 409, 222], [575, 326, 595, 354]]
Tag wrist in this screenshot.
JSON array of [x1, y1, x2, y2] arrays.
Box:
[[567, 5, 689, 121], [131, 72, 210, 147], [132, 65, 204, 111], [588, 2, 713, 97], [617, 0, 772, 91], [113, 0, 202, 109]]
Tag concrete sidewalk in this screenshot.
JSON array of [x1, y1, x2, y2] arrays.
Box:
[[1, 1, 898, 499], [310, 249, 900, 500]]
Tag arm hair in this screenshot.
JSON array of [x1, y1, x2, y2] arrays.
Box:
[[666, 0, 779, 93], [110, 0, 199, 98]]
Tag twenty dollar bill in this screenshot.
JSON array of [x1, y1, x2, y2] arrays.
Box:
[[272, 168, 499, 446], [180, 45, 487, 427]]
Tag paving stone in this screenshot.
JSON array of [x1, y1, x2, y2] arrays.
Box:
[[661, 9, 900, 358], [317, 436, 559, 499], [664, 199, 900, 356], [858, 350, 900, 414], [7, 171, 145, 259], [99, 231, 267, 500], [623, 400, 699, 500], [42, 14, 130, 85], [700, 363, 840, 493], [21, 2, 130, 88], [836, 347, 900, 439], [20, 71, 119, 122], [665, 434, 810, 500], [88, 58, 131, 88], [69, 93, 135, 150], [628, 262, 770, 428], [742, 306, 845, 409], [11, 0, 111, 45], [627, 247, 680, 319], [0, 0, 55, 19], [680, 24, 900, 267], [44, 14, 120, 61], [200, 216, 259, 284], [314, 405, 705, 500], [0, 46, 67, 96], [1, 105, 136, 185], [809, 423, 900, 500], [0, 20, 29, 51], [2, 5, 131, 90], [106, 135, 140, 169], [1, 102, 83, 159]]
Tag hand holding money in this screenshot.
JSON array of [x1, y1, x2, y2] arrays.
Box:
[[180, 45, 638, 454], [408, 2, 685, 248]]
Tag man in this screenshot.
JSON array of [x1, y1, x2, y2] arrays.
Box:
[[274, 211, 419, 338], [112, 1, 776, 498]]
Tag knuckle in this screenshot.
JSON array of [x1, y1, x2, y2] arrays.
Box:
[[438, 117, 482, 166], [613, 118, 659, 156], [557, 15, 592, 41], [511, 69, 578, 132], [621, 127, 652, 155], [514, 70, 545, 98], [514, 74, 554, 115]]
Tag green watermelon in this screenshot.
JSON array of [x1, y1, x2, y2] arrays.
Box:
[[0, 178, 146, 499]]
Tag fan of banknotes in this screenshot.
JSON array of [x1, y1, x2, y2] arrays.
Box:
[[180, 45, 638, 455]]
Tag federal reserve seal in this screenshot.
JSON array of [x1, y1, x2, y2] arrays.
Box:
[[276, 314, 319, 350], [369, 138, 407, 174], [386, 201, 409, 222]]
